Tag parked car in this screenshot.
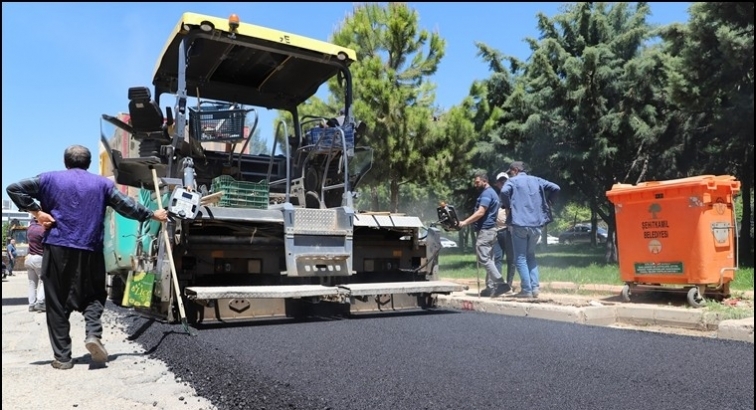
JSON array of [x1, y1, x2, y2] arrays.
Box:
[[558, 224, 608, 245], [537, 234, 560, 245], [403, 227, 457, 248], [440, 237, 458, 248]]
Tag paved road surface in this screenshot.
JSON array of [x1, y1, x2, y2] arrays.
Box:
[[120, 307, 754, 410]]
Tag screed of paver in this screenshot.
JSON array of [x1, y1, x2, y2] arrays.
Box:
[[2, 275, 217, 410]]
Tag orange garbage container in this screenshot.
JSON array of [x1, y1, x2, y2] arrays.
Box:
[[606, 175, 741, 307]]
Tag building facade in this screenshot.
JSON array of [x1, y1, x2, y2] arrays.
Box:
[[2, 201, 32, 227]]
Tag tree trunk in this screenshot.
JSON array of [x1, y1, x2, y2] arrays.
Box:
[[390, 178, 400, 213], [605, 206, 618, 264], [591, 208, 598, 246], [737, 152, 754, 267], [370, 185, 379, 211]]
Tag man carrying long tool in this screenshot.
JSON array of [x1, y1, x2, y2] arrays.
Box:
[[6, 145, 168, 370]]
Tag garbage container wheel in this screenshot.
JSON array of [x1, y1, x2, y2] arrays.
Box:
[[686, 286, 706, 308], [620, 284, 632, 302]]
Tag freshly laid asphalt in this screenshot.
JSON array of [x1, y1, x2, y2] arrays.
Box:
[[119, 306, 754, 410]]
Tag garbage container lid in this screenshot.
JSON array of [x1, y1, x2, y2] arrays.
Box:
[[606, 175, 740, 199]]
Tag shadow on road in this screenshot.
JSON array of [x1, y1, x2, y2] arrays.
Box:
[[29, 350, 148, 370], [2, 297, 29, 306], [189, 307, 461, 331]]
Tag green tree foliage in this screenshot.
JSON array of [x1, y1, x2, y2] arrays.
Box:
[[477, 3, 672, 239], [439, 45, 521, 224], [353, 182, 450, 224], [536, 3, 670, 212], [422, 105, 476, 201], [553, 202, 593, 234], [327, 2, 447, 212], [661, 2, 754, 264], [467, 43, 523, 170]]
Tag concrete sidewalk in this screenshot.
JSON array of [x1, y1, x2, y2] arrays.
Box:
[[439, 279, 754, 343], [1, 274, 216, 410]]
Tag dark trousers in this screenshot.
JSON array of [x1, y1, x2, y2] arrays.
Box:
[[495, 229, 516, 287], [41, 244, 107, 362]]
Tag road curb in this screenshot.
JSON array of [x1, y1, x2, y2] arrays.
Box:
[[717, 317, 754, 343], [444, 279, 755, 299], [437, 293, 754, 343]]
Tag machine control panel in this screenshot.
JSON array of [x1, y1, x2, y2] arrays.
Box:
[[168, 188, 202, 220]]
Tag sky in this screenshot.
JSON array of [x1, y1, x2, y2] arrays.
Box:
[[1, 2, 692, 205]]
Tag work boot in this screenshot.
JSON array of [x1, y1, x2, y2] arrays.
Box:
[[51, 359, 74, 370], [85, 337, 109, 363], [490, 283, 511, 298]]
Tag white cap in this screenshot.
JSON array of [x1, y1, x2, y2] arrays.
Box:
[[496, 172, 509, 181]]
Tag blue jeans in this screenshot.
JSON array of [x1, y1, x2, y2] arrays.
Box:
[[510, 226, 541, 294]]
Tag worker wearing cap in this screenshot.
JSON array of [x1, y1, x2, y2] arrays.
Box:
[[493, 172, 516, 293], [499, 161, 560, 299]]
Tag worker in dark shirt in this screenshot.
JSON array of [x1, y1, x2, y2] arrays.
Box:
[[6, 145, 168, 370], [457, 171, 508, 297], [26, 218, 47, 312]]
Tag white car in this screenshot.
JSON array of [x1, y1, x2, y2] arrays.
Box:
[[537, 234, 560, 245], [400, 228, 457, 248], [440, 237, 458, 248]]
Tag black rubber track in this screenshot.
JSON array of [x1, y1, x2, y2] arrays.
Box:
[[115, 305, 754, 410]]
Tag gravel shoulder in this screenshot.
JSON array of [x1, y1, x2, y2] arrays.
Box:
[[2, 274, 216, 410]]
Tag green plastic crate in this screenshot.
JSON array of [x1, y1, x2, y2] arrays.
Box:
[[211, 175, 269, 209]]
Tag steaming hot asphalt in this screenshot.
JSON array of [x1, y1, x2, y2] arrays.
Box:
[[116, 306, 754, 410]]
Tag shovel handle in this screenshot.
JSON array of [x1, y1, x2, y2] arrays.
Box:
[[150, 167, 188, 323]]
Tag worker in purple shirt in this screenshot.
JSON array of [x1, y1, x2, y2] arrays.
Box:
[[6, 145, 168, 370], [25, 218, 47, 312]]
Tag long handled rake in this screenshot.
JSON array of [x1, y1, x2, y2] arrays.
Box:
[[151, 167, 194, 336], [476, 259, 481, 299]]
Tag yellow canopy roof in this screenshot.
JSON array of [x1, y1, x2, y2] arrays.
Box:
[[152, 12, 357, 110]]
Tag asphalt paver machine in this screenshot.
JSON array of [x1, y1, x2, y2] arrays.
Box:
[[100, 12, 464, 324]]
